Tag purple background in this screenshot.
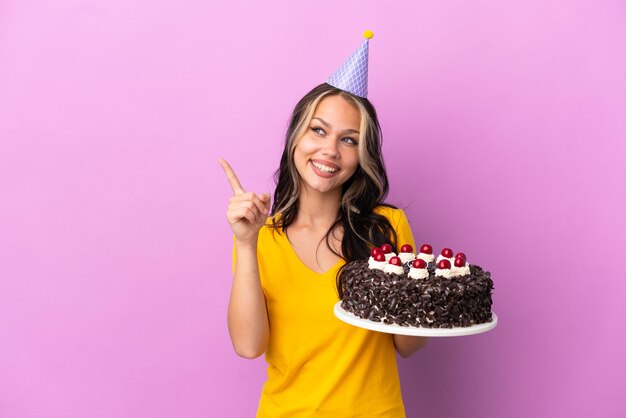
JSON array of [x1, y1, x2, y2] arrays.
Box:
[[1, 1, 625, 417]]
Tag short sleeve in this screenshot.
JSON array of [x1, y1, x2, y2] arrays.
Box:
[[393, 209, 416, 252]]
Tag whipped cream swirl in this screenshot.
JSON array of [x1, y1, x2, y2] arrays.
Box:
[[368, 257, 387, 271], [450, 264, 471, 277], [416, 252, 435, 264], [384, 252, 397, 262], [435, 267, 453, 278], [383, 264, 404, 275], [408, 267, 429, 280], [398, 252, 416, 264], [436, 254, 454, 265]]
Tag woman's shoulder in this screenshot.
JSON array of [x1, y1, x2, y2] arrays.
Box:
[[373, 204, 405, 220]]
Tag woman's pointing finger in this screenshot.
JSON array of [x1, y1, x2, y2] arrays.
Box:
[[218, 158, 246, 195]]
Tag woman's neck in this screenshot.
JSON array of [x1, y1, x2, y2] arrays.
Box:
[[295, 187, 341, 229]]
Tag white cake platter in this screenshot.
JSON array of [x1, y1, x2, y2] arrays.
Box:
[[334, 302, 498, 337]]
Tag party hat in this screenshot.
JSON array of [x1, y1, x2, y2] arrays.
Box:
[[327, 30, 373, 98]]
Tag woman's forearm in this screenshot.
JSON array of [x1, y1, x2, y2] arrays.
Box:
[[393, 335, 429, 358], [227, 241, 269, 359]]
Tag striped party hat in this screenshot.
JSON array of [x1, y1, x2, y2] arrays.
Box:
[[327, 30, 373, 98]]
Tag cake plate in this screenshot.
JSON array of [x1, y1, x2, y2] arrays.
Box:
[[334, 302, 498, 337]]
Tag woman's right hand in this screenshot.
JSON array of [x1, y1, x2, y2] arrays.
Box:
[[218, 158, 271, 246]]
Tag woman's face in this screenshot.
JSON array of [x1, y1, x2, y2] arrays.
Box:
[[293, 94, 361, 196]]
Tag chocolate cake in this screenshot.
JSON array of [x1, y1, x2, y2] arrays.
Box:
[[338, 244, 494, 329]]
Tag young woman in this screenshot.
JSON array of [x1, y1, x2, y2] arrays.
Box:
[[220, 83, 428, 417]]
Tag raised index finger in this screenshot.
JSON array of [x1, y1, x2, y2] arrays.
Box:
[[218, 158, 246, 195]]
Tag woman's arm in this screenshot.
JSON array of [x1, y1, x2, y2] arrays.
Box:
[[227, 240, 269, 359], [393, 335, 429, 358], [388, 209, 429, 357], [219, 158, 271, 359]]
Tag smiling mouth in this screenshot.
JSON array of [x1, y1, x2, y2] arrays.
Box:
[[311, 161, 338, 173]]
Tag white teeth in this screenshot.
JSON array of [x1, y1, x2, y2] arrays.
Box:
[[311, 161, 338, 173]]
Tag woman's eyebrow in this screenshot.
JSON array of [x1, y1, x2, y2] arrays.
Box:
[[312, 117, 359, 134]]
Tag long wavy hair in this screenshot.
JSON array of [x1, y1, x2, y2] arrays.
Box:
[[269, 83, 399, 288]]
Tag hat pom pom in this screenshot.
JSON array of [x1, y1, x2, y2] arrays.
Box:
[[363, 30, 374, 39]]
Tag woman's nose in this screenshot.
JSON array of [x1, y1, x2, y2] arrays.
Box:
[[321, 137, 339, 157]]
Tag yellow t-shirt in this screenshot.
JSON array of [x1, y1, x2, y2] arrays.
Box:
[[233, 206, 415, 418]]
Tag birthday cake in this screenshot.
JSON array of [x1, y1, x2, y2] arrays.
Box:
[[338, 244, 494, 328]]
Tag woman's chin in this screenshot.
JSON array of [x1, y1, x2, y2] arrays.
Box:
[[301, 181, 341, 195]]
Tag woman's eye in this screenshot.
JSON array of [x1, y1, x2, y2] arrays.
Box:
[[342, 137, 358, 145], [311, 127, 325, 135]]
